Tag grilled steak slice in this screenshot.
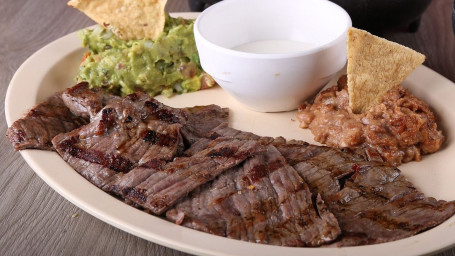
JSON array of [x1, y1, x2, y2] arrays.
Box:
[[118, 93, 228, 146], [184, 123, 278, 156], [204, 123, 365, 165], [179, 105, 229, 145], [6, 92, 88, 151], [114, 137, 263, 215], [61, 81, 121, 120], [167, 145, 341, 246], [52, 92, 186, 190], [293, 157, 455, 246]]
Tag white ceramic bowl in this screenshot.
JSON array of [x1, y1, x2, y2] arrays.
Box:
[[194, 0, 352, 112]]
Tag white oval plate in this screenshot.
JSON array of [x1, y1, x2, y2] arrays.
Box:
[[5, 13, 455, 256]]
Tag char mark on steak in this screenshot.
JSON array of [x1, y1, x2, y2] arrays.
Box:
[[6, 90, 88, 151], [167, 145, 341, 247]]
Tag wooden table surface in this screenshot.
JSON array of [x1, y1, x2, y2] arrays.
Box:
[[1, 0, 454, 255]]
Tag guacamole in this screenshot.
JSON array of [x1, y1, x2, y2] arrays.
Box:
[[76, 15, 214, 97]]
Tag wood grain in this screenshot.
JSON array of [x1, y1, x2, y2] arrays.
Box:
[[0, 0, 454, 256]]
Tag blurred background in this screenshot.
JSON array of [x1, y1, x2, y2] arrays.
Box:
[[188, 0, 435, 33]]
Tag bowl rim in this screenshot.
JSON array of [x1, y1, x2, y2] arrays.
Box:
[[194, 0, 352, 60]]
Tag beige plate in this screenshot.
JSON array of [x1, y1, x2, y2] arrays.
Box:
[[5, 12, 455, 256]]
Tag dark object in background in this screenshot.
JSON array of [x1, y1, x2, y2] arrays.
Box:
[[188, 0, 220, 12], [188, 0, 432, 33], [452, 0, 455, 34], [332, 0, 432, 33]]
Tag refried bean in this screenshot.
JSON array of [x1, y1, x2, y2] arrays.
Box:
[[297, 75, 445, 167]]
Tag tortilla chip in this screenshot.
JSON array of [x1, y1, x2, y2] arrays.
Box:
[[68, 0, 167, 40], [347, 27, 425, 113]]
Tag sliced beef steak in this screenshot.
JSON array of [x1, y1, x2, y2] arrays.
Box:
[[167, 145, 341, 246], [6, 91, 88, 151], [204, 123, 365, 165], [117, 93, 229, 146], [10, 84, 455, 247], [61, 81, 121, 120], [8, 83, 228, 152], [113, 137, 263, 215], [179, 105, 229, 145], [52, 92, 186, 190], [193, 124, 455, 246], [293, 158, 455, 246], [7, 82, 121, 151], [52, 91, 234, 214]]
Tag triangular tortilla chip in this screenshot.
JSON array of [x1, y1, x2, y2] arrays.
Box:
[[68, 0, 168, 40], [347, 27, 425, 113]]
